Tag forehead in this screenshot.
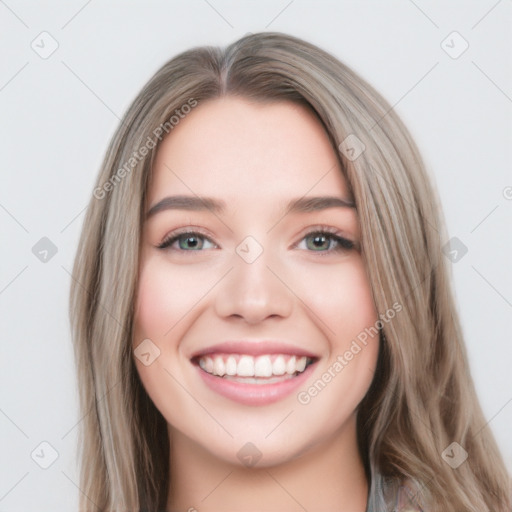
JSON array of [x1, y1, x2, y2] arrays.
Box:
[[148, 97, 350, 208]]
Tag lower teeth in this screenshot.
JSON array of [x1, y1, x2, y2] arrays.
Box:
[[221, 373, 298, 384]]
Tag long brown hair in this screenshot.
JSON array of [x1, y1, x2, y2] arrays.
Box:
[[69, 32, 511, 511]]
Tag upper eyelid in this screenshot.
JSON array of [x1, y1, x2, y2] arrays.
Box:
[[157, 227, 216, 249]]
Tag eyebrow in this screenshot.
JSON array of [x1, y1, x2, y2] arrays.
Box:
[[145, 194, 355, 219]]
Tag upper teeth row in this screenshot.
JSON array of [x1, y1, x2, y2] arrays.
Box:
[[198, 354, 309, 377]]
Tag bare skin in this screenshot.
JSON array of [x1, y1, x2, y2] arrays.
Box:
[[133, 97, 379, 512]]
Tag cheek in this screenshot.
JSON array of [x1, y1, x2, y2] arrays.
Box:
[[132, 259, 201, 404], [296, 257, 378, 344], [133, 257, 206, 343], [290, 275, 379, 437], [293, 258, 379, 409], [132, 258, 213, 435]]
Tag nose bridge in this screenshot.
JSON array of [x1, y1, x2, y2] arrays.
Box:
[[214, 234, 293, 323]]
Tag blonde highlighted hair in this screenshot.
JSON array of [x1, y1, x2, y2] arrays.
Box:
[[69, 32, 511, 511]]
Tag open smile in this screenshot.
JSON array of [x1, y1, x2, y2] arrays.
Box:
[[191, 342, 319, 405]]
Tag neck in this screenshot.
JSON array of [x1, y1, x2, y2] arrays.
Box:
[[166, 415, 369, 512]]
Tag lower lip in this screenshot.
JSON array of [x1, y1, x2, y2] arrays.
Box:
[[195, 363, 316, 405]]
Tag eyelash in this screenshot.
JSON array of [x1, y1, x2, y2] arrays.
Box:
[[157, 225, 355, 255]]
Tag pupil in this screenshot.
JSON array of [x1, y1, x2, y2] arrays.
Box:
[[312, 235, 327, 249], [183, 236, 199, 249]]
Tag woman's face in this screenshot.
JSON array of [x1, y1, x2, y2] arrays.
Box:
[[133, 96, 380, 467]]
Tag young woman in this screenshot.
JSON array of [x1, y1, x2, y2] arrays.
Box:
[[69, 32, 511, 511]]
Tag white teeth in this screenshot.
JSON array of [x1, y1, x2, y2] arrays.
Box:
[[213, 356, 225, 376], [296, 356, 307, 372], [225, 355, 237, 376], [225, 375, 295, 385], [197, 353, 311, 378], [286, 356, 297, 375], [237, 355, 255, 377], [272, 355, 286, 376], [254, 355, 273, 377], [204, 356, 214, 373]]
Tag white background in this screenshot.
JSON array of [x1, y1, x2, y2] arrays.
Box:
[[1, 1, 511, 510]]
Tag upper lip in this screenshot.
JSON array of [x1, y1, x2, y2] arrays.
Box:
[[190, 340, 319, 360]]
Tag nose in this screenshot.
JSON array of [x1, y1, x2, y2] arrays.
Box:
[[214, 240, 294, 325]]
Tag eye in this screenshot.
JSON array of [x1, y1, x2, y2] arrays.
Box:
[[297, 226, 355, 254], [157, 230, 216, 251], [156, 226, 355, 254]]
